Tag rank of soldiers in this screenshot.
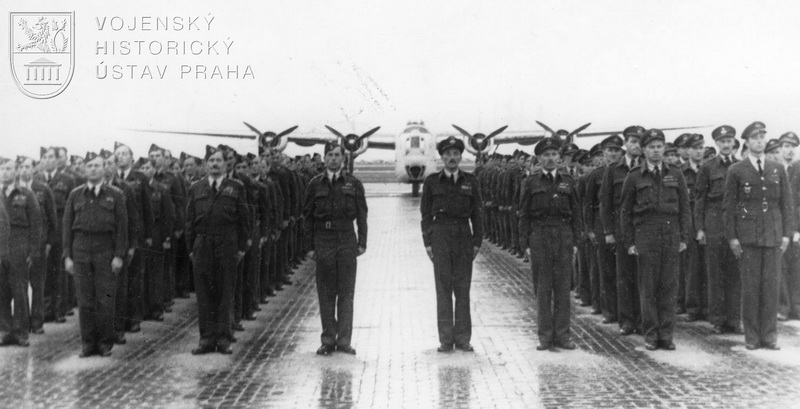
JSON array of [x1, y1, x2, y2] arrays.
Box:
[[475, 122, 799, 351], [0, 143, 323, 356], [0, 120, 798, 356]]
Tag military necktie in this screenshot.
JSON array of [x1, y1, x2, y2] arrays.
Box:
[[449, 174, 455, 185], [547, 172, 554, 184], [211, 179, 218, 195], [119, 170, 125, 180], [757, 159, 763, 175], [723, 156, 731, 167], [653, 166, 660, 180]]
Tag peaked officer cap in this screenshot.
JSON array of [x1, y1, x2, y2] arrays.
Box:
[[149, 144, 165, 154], [640, 129, 665, 147], [601, 134, 624, 149], [712, 125, 736, 140], [436, 136, 465, 155], [742, 121, 766, 140], [623, 125, 646, 140], [589, 143, 604, 157], [704, 146, 717, 160], [560, 143, 579, 156], [534, 137, 562, 156], [687, 133, 705, 148], [664, 142, 677, 155], [765, 138, 782, 154], [779, 131, 800, 147]]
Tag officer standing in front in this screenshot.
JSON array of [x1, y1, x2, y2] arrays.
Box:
[[695, 125, 741, 334], [723, 121, 794, 350], [420, 136, 482, 353], [186, 146, 250, 355], [303, 143, 368, 356], [0, 158, 42, 347], [519, 138, 581, 351], [63, 152, 128, 357], [621, 129, 691, 351]]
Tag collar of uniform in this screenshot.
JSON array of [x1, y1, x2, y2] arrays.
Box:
[[624, 155, 636, 168], [85, 181, 102, 195], [688, 160, 700, 172], [18, 179, 32, 191], [643, 161, 666, 175], [208, 174, 225, 187], [540, 168, 558, 179], [748, 154, 766, 169], [326, 169, 342, 182], [442, 168, 460, 181]]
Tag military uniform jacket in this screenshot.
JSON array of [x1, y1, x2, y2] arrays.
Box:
[[63, 184, 128, 260], [110, 178, 139, 249], [600, 157, 635, 236], [185, 177, 250, 253], [148, 179, 175, 242], [37, 169, 75, 214], [583, 165, 607, 235], [787, 163, 800, 232], [249, 178, 271, 238], [3, 185, 43, 257], [620, 163, 691, 250], [27, 179, 57, 247], [680, 161, 700, 229], [723, 158, 794, 247], [258, 174, 284, 234], [0, 199, 9, 258], [694, 156, 737, 237], [268, 166, 294, 224], [153, 170, 185, 234], [420, 170, 483, 248], [518, 170, 581, 249], [303, 172, 368, 251], [123, 169, 155, 245]]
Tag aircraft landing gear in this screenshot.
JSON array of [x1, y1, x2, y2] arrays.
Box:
[[412, 182, 420, 197]]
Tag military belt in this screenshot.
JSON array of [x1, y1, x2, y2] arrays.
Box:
[[432, 216, 470, 225], [315, 220, 353, 231]]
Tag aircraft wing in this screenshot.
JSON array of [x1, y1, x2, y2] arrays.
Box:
[[131, 129, 256, 140], [490, 124, 711, 146]]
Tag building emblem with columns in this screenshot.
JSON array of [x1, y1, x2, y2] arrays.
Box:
[[10, 12, 75, 99]]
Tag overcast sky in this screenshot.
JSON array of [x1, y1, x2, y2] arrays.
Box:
[[3, 0, 800, 161]]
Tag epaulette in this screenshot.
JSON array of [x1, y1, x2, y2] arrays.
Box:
[[69, 185, 85, 196], [224, 177, 244, 188], [106, 184, 123, 194], [189, 179, 204, 189]]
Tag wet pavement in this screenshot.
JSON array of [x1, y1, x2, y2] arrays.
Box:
[[2, 183, 800, 408]]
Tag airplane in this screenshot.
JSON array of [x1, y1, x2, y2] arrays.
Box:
[[135, 121, 707, 197]]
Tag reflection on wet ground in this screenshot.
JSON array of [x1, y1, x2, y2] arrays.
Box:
[[1, 184, 799, 408]]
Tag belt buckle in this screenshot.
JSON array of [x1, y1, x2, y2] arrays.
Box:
[[762, 202, 768, 212], [325, 221, 332, 229]]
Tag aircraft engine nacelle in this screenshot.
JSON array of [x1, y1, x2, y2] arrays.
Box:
[[464, 135, 494, 156], [260, 132, 289, 152], [342, 133, 369, 156]]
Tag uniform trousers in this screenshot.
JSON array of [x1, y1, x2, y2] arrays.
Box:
[[635, 223, 679, 343], [315, 229, 358, 347], [740, 246, 780, 346]]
